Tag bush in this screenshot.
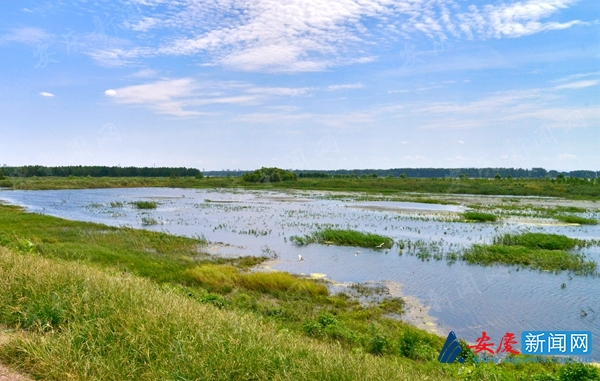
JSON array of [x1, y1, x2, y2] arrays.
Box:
[[558, 363, 600, 381], [242, 167, 297, 183]]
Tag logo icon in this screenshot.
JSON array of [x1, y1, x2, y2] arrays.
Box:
[[438, 331, 465, 363]]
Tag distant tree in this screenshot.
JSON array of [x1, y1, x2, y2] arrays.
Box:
[[0, 170, 4, 180], [399, 173, 407, 179], [507, 174, 513, 180], [494, 173, 502, 180], [195, 172, 204, 179], [242, 167, 297, 183]]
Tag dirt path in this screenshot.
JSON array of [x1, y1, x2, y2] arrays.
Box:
[[0, 329, 32, 381]]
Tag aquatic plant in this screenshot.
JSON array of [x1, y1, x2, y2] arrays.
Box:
[[290, 229, 394, 249], [462, 211, 498, 222], [554, 215, 598, 225], [131, 201, 158, 209]]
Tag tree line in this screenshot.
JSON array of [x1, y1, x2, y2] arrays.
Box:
[[0, 166, 202, 178]]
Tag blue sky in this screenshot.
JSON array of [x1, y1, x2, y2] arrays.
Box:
[[0, 0, 598, 171]]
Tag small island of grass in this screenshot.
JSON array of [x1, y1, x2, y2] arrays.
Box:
[[291, 229, 394, 249], [461, 233, 597, 275]]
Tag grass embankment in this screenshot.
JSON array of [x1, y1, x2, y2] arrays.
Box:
[[0, 205, 596, 380], [290, 229, 394, 249], [462, 233, 598, 275], [0, 247, 438, 380], [4, 176, 600, 200]]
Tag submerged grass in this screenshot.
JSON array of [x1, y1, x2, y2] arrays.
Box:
[[291, 229, 394, 249], [462, 233, 597, 275]]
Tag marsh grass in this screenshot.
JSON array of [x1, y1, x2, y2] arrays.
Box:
[[554, 215, 598, 225], [0, 203, 591, 380], [0, 247, 446, 381], [291, 229, 394, 249], [186, 264, 328, 296], [7, 176, 600, 200], [462, 211, 498, 222], [462, 233, 597, 275], [131, 200, 158, 209]]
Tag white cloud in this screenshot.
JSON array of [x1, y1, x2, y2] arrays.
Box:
[[558, 153, 577, 160], [104, 79, 315, 117], [105, 0, 585, 72], [555, 80, 600, 90], [246, 87, 312, 96], [39, 92, 55, 97], [0, 27, 50, 45], [105, 78, 202, 117], [327, 83, 364, 91]]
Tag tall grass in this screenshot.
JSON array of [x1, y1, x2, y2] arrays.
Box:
[[462, 233, 597, 275], [0, 247, 444, 381], [186, 264, 328, 296], [291, 229, 394, 249]]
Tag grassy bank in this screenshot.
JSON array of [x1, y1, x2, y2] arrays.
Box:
[[4, 176, 600, 200], [0, 247, 442, 380], [461, 233, 598, 275], [0, 205, 596, 380], [291, 229, 394, 249]]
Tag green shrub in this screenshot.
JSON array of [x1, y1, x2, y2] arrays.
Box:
[[242, 167, 297, 183], [558, 362, 600, 381]]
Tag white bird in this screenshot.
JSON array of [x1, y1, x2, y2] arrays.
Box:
[[355, 251, 361, 256], [298, 254, 304, 261], [376, 242, 385, 248]]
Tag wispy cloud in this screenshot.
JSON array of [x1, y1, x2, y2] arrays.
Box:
[[104, 78, 314, 117], [105, 78, 202, 117], [39, 92, 55, 97], [555, 80, 600, 90], [101, 0, 585, 72], [0, 27, 50, 45], [327, 83, 363, 91]]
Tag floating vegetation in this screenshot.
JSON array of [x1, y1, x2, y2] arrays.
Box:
[[109, 201, 124, 208], [141, 216, 159, 226], [461, 233, 599, 275], [290, 229, 394, 249], [131, 201, 158, 209], [462, 211, 498, 222]]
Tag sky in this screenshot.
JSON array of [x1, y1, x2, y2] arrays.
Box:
[[0, 0, 599, 171]]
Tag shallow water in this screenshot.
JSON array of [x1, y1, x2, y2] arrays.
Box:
[[1, 187, 599, 359]]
